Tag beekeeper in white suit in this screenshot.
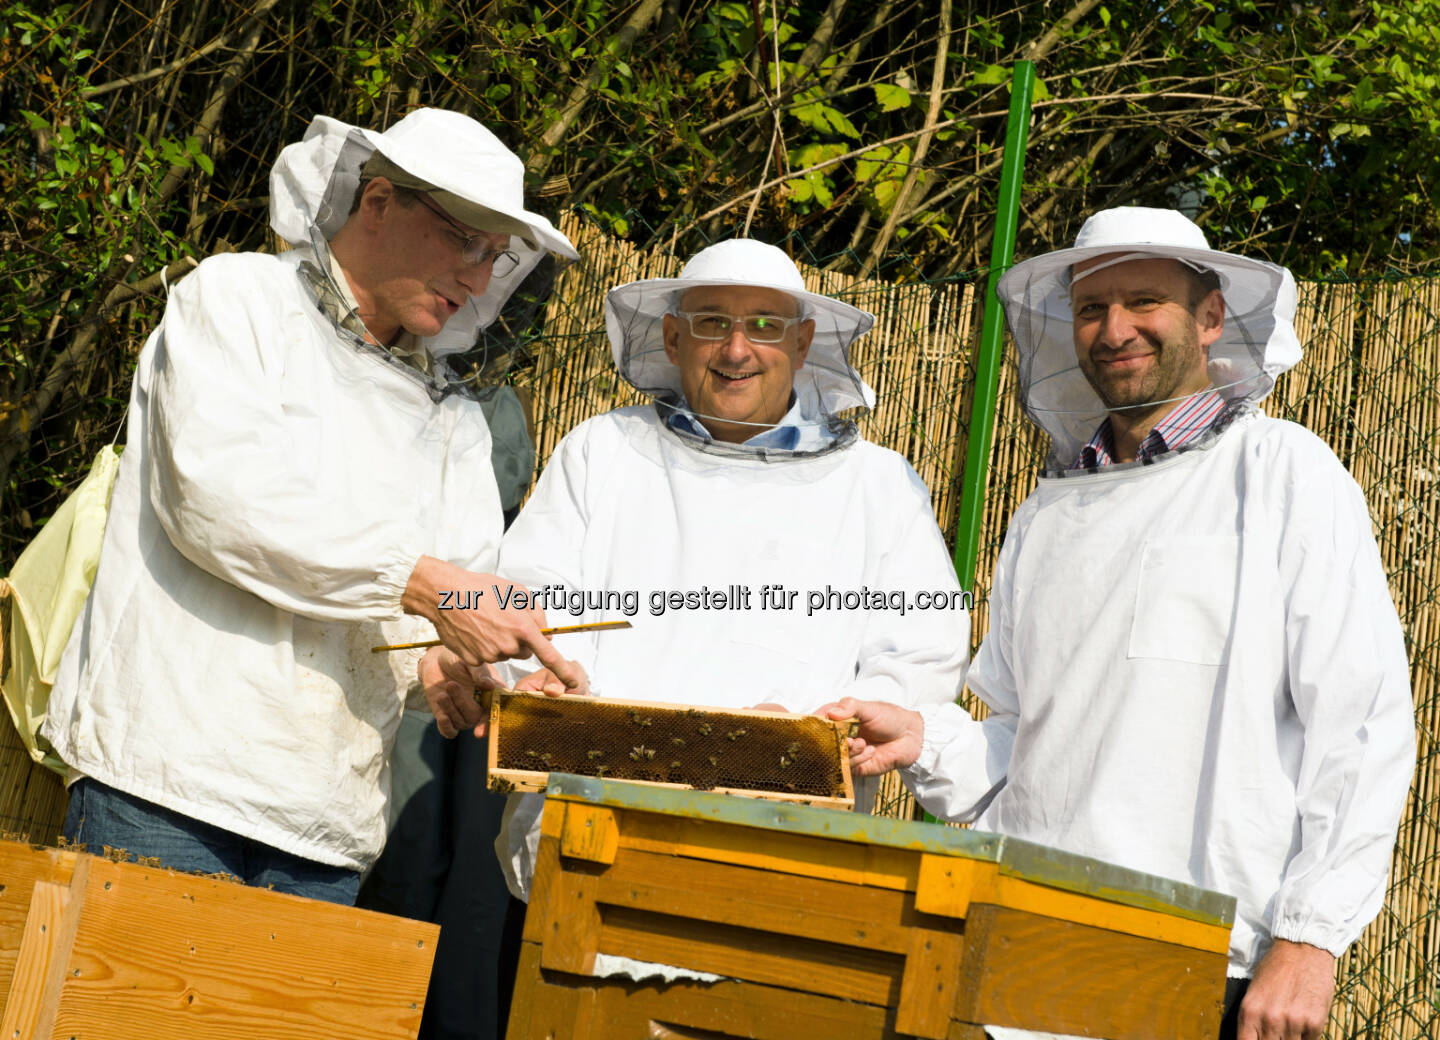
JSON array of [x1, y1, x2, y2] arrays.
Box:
[[43, 108, 582, 903], [825, 207, 1416, 1040], [422, 239, 970, 896]]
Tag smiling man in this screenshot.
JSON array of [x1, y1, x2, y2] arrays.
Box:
[[825, 208, 1415, 1040], [419, 238, 970, 901], [42, 108, 582, 904], [659, 283, 813, 445]]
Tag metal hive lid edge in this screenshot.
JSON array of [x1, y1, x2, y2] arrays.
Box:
[[545, 775, 1236, 928], [544, 773, 1005, 859]]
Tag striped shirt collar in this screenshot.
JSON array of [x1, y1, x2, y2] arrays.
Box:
[[298, 249, 432, 376], [666, 393, 835, 451], [1072, 389, 1229, 470]]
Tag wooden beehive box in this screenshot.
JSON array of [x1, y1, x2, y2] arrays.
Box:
[[509, 774, 1236, 1040], [0, 839, 438, 1039], [487, 691, 854, 809]]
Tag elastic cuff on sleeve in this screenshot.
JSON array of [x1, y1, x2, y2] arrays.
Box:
[[903, 702, 966, 783], [377, 547, 425, 616], [1268, 915, 1352, 959]]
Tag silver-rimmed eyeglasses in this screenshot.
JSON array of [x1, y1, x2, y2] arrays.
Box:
[[414, 193, 520, 276], [675, 310, 804, 343]]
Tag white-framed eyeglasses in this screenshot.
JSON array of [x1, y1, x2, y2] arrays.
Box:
[[414, 193, 520, 276], [675, 310, 804, 343]]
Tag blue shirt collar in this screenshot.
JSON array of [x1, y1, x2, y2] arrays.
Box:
[[665, 393, 836, 451]]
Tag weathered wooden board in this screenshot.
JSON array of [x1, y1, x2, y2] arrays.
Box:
[[0, 841, 79, 1010], [0, 840, 439, 1039]]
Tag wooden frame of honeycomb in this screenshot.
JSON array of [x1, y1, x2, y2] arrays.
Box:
[[486, 690, 854, 810]]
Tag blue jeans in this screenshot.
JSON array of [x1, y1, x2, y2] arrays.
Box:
[[63, 778, 361, 905]]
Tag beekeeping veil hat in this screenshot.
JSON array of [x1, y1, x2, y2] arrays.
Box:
[[269, 108, 578, 358], [604, 239, 876, 458], [996, 206, 1301, 470]]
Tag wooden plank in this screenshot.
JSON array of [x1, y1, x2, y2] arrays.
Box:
[[35, 856, 437, 1040], [506, 941, 599, 1039], [590, 972, 895, 1039], [496, 769, 854, 810], [503, 941, 541, 1039], [0, 872, 87, 1040], [978, 872, 1232, 954], [591, 845, 916, 953], [597, 903, 903, 1007], [955, 904, 1226, 1040], [612, 812, 1227, 952], [546, 779, 1232, 929], [533, 839, 602, 976], [895, 924, 966, 1040], [0, 841, 79, 1010], [913, 853, 982, 919], [618, 813, 920, 892], [561, 803, 620, 865]]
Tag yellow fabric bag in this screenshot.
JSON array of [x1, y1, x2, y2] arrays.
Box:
[[0, 445, 121, 774]]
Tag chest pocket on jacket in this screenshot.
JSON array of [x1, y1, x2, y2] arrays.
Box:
[[1127, 535, 1241, 666]]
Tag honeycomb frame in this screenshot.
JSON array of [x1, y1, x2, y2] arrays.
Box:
[[487, 691, 854, 809]]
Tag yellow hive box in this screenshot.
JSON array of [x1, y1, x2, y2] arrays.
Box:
[[509, 775, 1236, 1040]]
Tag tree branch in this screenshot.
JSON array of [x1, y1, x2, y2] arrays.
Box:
[[0, 257, 198, 480], [84, 31, 229, 98], [1024, 0, 1107, 63], [864, 0, 950, 269], [527, 0, 666, 179]]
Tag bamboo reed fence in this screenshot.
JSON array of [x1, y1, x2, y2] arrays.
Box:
[[0, 210, 1436, 1034], [514, 212, 1440, 1037]]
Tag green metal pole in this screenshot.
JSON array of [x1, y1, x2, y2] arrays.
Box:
[[951, 61, 1036, 592]]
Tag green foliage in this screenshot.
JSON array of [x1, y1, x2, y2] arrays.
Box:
[[6, 0, 1440, 561]]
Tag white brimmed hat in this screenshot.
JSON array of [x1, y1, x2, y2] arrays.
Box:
[[996, 206, 1301, 466], [269, 109, 579, 355], [605, 239, 876, 415]]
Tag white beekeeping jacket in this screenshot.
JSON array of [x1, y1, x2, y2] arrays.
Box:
[[43, 107, 579, 871], [43, 249, 504, 870], [495, 405, 971, 898], [906, 211, 1415, 975]]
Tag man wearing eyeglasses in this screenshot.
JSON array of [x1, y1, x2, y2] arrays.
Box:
[[43, 109, 584, 908], [419, 240, 970, 907]]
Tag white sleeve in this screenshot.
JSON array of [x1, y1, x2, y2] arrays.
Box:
[[496, 425, 599, 680], [903, 533, 1021, 822], [1268, 449, 1416, 955], [827, 464, 969, 713], [145, 257, 426, 622]]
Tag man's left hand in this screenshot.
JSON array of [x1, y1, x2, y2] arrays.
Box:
[[1236, 938, 1336, 1040]]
